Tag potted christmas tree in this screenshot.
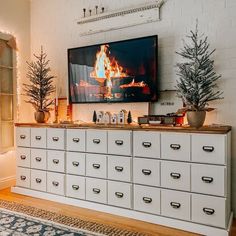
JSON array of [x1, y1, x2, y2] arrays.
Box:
[[176, 23, 223, 128], [23, 47, 55, 123]]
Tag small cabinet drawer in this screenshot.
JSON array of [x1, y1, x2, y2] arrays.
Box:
[[47, 150, 65, 173], [192, 134, 226, 165], [107, 130, 132, 156], [47, 128, 65, 150], [133, 131, 160, 158], [31, 169, 46, 192], [47, 172, 65, 196], [108, 155, 131, 182], [31, 128, 47, 148], [66, 152, 85, 176], [16, 148, 30, 168], [161, 133, 190, 161], [108, 181, 132, 209], [86, 129, 107, 154], [86, 178, 107, 204], [86, 154, 107, 178], [16, 167, 30, 188], [133, 158, 160, 187], [161, 161, 190, 191], [31, 149, 47, 170], [161, 189, 191, 221], [66, 175, 85, 200], [191, 164, 226, 196], [66, 129, 86, 152], [192, 194, 227, 228], [134, 185, 161, 215], [16, 127, 30, 147]]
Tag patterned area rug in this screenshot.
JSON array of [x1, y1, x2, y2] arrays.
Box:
[[0, 208, 97, 236], [0, 200, 146, 236]]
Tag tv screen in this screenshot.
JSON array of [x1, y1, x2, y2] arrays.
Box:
[[68, 35, 158, 103]]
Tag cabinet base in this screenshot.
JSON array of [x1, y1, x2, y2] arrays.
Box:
[[11, 186, 233, 236]]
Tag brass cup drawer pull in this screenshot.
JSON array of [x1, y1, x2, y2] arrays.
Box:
[[170, 202, 181, 209], [20, 155, 26, 160], [20, 135, 26, 139], [52, 181, 59, 187], [170, 144, 181, 150], [115, 166, 124, 172], [93, 163, 100, 169], [52, 137, 59, 142], [93, 139, 101, 144], [143, 197, 152, 203], [73, 138, 80, 143], [142, 142, 152, 148], [35, 136, 42, 140], [93, 188, 100, 194], [115, 140, 123, 145], [170, 172, 181, 179], [35, 157, 42, 162], [53, 159, 59, 164], [36, 178, 42, 183], [115, 192, 124, 198], [202, 146, 214, 152], [203, 207, 215, 215], [20, 175, 26, 181], [202, 176, 214, 183], [72, 161, 79, 167], [142, 169, 152, 175], [72, 185, 80, 190]]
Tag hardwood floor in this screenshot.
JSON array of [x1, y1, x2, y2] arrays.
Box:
[[0, 188, 234, 236]]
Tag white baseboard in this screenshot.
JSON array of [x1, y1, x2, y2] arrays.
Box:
[[0, 176, 15, 190], [11, 186, 233, 236]]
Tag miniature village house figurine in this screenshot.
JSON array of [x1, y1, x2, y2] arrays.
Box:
[[118, 109, 127, 124], [104, 111, 111, 124], [97, 111, 104, 124], [111, 113, 118, 124]]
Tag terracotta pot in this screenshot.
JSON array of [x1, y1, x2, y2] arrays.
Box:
[[34, 111, 50, 123], [187, 111, 206, 128]]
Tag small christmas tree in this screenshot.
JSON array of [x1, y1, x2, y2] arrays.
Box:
[[93, 110, 97, 123], [176, 22, 223, 111], [127, 111, 132, 124], [23, 47, 55, 113]]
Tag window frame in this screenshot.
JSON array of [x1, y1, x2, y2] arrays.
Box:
[[0, 32, 17, 153]]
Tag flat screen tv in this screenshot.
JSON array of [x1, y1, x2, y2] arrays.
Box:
[[68, 35, 158, 103]]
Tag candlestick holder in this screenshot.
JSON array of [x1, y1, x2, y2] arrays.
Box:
[[54, 105, 59, 123]]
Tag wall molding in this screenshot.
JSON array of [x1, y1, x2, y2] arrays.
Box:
[[0, 176, 15, 190]]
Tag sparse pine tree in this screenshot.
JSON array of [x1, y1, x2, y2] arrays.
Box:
[[127, 111, 132, 124], [176, 22, 223, 111], [93, 110, 97, 123], [23, 47, 55, 112]]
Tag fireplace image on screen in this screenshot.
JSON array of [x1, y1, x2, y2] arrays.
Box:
[[68, 35, 158, 103]]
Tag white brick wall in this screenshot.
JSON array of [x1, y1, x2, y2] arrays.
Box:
[[30, 0, 236, 212]]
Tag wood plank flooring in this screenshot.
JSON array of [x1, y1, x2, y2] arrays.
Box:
[[0, 188, 234, 236]]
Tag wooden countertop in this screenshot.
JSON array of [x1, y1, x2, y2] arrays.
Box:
[[15, 122, 232, 134]]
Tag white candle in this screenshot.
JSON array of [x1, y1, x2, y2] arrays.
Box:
[[56, 82, 58, 106]]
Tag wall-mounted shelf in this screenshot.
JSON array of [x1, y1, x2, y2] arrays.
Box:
[[77, 0, 164, 36]]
